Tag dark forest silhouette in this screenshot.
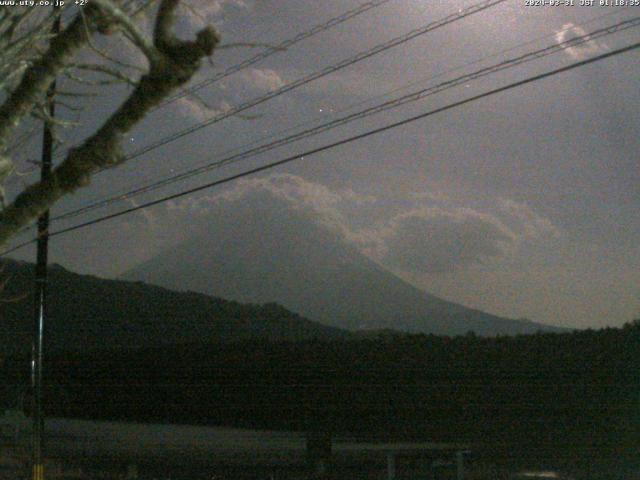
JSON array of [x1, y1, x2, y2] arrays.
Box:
[[2, 322, 638, 476]]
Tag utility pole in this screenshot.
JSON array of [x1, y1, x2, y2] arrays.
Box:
[[31, 13, 60, 480]]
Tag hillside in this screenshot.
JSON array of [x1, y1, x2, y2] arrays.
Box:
[[124, 198, 566, 336], [0, 259, 350, 354], [2, 324, 637, 478]]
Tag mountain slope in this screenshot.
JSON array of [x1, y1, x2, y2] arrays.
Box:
[[0, 259, 350, 354], [123, 199, 564, 336]]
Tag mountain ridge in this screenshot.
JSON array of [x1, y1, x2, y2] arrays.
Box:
[[123, 198, 566, 336], [0, 259, 351, 354]]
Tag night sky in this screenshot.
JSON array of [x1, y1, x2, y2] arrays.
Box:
[[4, 0, 639, 329]]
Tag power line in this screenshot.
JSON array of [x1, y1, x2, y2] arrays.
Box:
[[50, 15, 640, 223], [2, 39, 638, 256], [49, 0, 396, 163], [2, 0, 511, 243], [111, 0, 509, 165], [155, 0, 396, 110]]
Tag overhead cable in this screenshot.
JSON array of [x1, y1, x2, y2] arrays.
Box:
[[3, 39, 638, 256], [155, 0, 396, 110], [50, 16, 640, 223], [118, 0, 509, 164]]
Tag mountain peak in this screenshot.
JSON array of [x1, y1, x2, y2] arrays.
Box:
[[123, 198, 565, 337]]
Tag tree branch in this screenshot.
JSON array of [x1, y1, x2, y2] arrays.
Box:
[[0, 5, 108, 152], [90, 0, 158, 62], [0, 0, 219, 246]]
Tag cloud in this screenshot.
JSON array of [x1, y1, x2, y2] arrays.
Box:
[[169, 174, 343, 213], [167, 173, 368, 238], [171, 67, 283, 119], [174, 96, 231, 122], [180, 0, 249, 28], [163, 175, 559, 276], [240, 68, 285, 92], [216, 68, 285, 97], [378, 207, 516, 274], [497, 198, 561, 240], [555, 23, 607, 60]]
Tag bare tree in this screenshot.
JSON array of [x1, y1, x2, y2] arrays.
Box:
[[0, 0, 219, 246]]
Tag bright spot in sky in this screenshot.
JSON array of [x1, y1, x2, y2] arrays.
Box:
[[554, 23, 602, 60], [517, 472, 560, 478]]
